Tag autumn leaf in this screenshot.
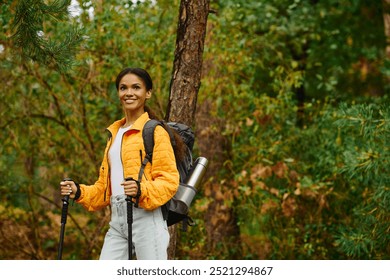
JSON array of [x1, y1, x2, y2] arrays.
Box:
[[272, 161, 288, 178]]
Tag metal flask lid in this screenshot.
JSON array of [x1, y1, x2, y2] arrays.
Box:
[[185, 157, 208, 189]]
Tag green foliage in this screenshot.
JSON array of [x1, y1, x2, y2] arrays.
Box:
[[212, 0, 386, 100], [226, 99, 389, 259], [223, 97, 340, 259], [182, 0, 388, 260], [334, 103, 389, 259], [1, 0, 179, 259], [1, 0, 389, 260], [11, 0, 83, 73]]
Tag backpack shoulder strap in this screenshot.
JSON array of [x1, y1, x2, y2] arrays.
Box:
[[142, 119, 161, 163], [137, 119, 159, 182]]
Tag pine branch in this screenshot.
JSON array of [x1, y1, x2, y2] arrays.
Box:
[[11, 0, 82, 73], [334, 102, 390, 259]]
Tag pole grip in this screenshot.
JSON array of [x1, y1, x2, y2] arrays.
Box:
[[60, 198, 69, 224], [124, 177, 141, 207], [61, 178, 72, 224], [125, 177, 134, 224], [124, 177, 134, 260], [58, 177, 72, 260]]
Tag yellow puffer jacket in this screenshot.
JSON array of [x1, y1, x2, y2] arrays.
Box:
[[76, 112, 179, 211]]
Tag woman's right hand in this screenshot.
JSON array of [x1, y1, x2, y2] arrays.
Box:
[[60, 180, 77, 199]]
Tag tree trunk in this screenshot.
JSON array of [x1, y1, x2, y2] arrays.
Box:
[[383, 0, 390, 58], [195, 100, 242, 259], [165, 0, 210, 259], [166, 0, 210, 127]]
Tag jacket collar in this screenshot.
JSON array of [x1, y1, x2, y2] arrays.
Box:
[[107, 112, 150, 137]]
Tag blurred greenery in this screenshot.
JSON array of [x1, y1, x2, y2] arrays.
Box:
[[0, 0, 388, 259]]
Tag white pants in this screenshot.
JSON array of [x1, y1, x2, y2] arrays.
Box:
[[99, 194, 169, 260]]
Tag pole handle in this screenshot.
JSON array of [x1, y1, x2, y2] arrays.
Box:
[[124, 177, 134, 260], [124, 177, 141, 207], [61, 178, 72, 224], [58, 177, 72, 260], [125, 177, 134, 224]]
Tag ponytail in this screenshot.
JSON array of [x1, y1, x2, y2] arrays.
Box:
[[144, 106, 159, 120], [144, 106, 187, 162]]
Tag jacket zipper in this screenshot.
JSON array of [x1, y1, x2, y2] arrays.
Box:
[[139, 150, 144, 182], [104, 130, 113, 202], [120, 130, 126, 180]]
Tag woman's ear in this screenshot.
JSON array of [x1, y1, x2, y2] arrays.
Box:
[[146, 90, 152, 100]]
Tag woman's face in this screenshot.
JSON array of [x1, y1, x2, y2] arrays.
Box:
[[118, 73, 151, 115]]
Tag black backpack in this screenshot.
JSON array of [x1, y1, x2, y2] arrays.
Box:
[[138, 119, 205, 229]]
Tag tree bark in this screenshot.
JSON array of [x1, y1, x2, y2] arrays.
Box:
[[166, 0, 210, 259], [195, 100, 242, 259], [166, 0, 210, 127], [383, 0, 390, 58]]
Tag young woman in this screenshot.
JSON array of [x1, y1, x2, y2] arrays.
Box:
[[60, 67, 179, 260]]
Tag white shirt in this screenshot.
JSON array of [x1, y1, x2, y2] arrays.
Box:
[[109, 125, 131, 197]]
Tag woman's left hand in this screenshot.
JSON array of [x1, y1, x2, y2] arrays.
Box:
[[121, 180, 139, 197]]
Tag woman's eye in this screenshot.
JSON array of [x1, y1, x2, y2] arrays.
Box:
[[120, 86, 126, 91]]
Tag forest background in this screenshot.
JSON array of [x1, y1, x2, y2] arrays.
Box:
[[0, 0, 389, 260]]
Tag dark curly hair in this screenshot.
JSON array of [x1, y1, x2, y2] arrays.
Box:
[[115, 67, 153, 91]]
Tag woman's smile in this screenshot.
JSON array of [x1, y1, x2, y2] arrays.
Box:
[[124, 98, 136, 104]]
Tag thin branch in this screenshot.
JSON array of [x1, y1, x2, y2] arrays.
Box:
[[29, 65, 97, 161], [62, 66, 98, 162], [0, 224, 38, 259], [33, 191, 89, 240], [79, 83, 96, 161], [29, 113, 66, 126]]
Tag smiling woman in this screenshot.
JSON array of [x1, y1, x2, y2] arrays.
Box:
[[59, 67, 180, 260], [115, 68, 152, 127]]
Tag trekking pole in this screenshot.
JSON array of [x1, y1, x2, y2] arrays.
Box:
[[57, 177, 72, 260], [125, 177, 135, 260]]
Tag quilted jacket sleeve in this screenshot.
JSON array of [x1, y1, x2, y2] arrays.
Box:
[[138, 125, 180, 210], [76, 141, 111, 211]]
